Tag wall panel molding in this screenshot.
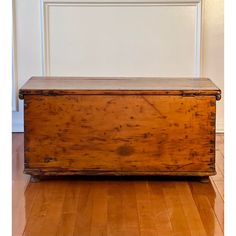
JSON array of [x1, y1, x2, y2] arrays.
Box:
[[40, 0, 202, 76], [42, 0, 201, 3]]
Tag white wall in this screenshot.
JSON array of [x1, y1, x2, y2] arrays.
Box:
[[12, 0, 224, 132], [13, 0, 43, 131], [201, 0, 224, 132]]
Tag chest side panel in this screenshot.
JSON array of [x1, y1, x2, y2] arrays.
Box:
[[24, 95, 216, 174]]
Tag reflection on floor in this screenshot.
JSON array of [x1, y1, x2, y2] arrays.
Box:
[[12, 133, 224, 236]]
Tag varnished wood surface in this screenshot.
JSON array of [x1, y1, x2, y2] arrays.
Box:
[[19, 77, 221, 96], [12, 133, 224, 236], [24, 95, 215, 176]]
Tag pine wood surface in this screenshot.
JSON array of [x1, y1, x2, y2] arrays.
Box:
[[24, 95, 216, 177], [19, 77, 221, 97], [12, 133, 224, 236]]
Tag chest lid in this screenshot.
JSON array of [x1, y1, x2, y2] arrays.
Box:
[[19, 77, 221, 100]]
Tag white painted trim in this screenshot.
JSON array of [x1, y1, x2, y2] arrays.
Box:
[[194, 0, 201, 77], [199, 0, 205, 76], [12, 124, 24, 133], [40, 0, 46, 75], [12, 116, 24, 132], [12, 0, 18, 112], [41, 0, 52, 75], [41, 0, 202, 76], [43, 0, 201, 3], [216, 121, 224, 133]]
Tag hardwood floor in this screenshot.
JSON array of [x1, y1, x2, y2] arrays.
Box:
[[12, 133, 224, 236]]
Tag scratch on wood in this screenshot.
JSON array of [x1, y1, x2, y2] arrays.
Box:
[[174, 163, 194, 170], [141, 96, 167, 119]]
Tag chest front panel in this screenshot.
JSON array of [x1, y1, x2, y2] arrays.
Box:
[[24, 94, 216, 175]]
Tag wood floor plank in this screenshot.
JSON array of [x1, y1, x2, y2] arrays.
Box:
[[211, 163, 223, 181], [135, 182, 158, 235], [195, 195, 223, 236], [148, 182, 173, 236], [72, 182, 94, 236], [213, 180, 224, 201], [190, 182, 224, 235], [23, 182, 55, 236], [90, 181, 108, 236], [13, 182, 36, 236], [107, 228, 140, 236], [12, 133, 30, 236], [176, 182, 208, 236], [140, 229, 158, 236], [121, 182, 140, 230], [209, 182, 224, 232], [55, 182, 81, 236], [23, 182, 67, 236], [162, 182, 192, 236], [107, 181, 125, 235], [107, 181, 140, 236], [39, 182, 67, 236]]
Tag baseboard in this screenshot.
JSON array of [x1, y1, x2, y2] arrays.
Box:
[[12, 121, 23, 132], [12, 112, 24, 132], [216, 121, 224, 133]]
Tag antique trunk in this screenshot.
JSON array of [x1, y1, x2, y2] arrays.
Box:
[[19, 77, 221, 179]]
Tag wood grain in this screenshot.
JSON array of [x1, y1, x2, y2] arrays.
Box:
[[13, 133, 224, 236], [19, 77, 221, 98], [24, 95, 216, 176], [12, 134, 30, 236]]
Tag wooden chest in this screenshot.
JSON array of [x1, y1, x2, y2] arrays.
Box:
[[19, 77, 221, 180]]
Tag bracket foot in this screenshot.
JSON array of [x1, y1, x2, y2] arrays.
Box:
[[30, 176, 41, 183], [199, 176, 210, 183]]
